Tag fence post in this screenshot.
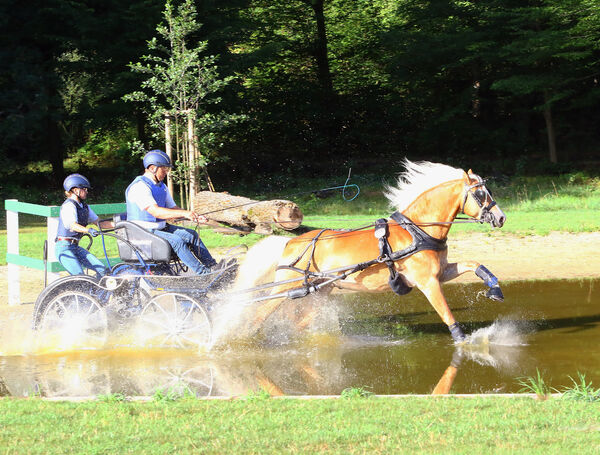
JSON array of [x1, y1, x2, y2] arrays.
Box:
[[46, 214, 61, 283], [6, 199, 20, 305], [4, 200, 126, 304]]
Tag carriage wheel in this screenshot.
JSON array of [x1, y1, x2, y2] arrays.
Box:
[[37, 291, 108, 349], [136, 292, 212, 349]]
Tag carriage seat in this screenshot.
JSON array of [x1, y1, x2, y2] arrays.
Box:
[[113, 214, 174, 263]]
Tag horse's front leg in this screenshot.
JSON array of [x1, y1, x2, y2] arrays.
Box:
[[440, 261, 504, 301], [245, 276, 308, 335], [418, 278, 466, 343], [431, 350, 463, 395]]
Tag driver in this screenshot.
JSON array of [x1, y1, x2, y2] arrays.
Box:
[[125, 149, 218, 275], [56, 174, 112, 278]]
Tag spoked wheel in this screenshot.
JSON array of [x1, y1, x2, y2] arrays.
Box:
[[136, 292, 212, 349], [37, 291, 108, 349], [136, 365, 215, 398]]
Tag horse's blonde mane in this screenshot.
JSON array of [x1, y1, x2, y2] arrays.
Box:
[[384, 159, 465, 211]]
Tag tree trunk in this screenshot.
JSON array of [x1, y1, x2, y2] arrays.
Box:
[[46, 114, 64, 182], [165, 114, 173, 194], [543, 92, 558, 164], [308, 0, 333, 94], [187, 113, 197, 210], [192, 191, 304, 234], [304, 0, 341, 159]]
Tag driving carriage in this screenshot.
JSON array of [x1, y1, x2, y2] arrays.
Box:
[[31, 216, 240, 350]]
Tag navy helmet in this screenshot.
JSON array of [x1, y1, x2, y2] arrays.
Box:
[[143, 149, 172, 169], [63, 174, 91, 192]]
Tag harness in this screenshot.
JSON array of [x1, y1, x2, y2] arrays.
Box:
[[375, 211, 447, 295], [274, 211, 447, 299], [231, 178, 499, 304]]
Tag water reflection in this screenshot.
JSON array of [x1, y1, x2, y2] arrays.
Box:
[[0, 278, 598, 397], [0, 334, 527, 398]]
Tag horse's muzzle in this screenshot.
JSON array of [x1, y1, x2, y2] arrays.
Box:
[[482, 206, 506, 228]]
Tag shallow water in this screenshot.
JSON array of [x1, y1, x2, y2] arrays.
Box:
[[0, 278, 598, 397]]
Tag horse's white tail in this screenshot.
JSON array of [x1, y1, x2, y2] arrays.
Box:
[[233, 235, 291, 294], [211, 236, 291, 346]]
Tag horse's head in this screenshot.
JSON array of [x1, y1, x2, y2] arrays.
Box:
[[461, 170, 506, 228]]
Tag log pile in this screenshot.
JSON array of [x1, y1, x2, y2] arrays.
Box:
[[193, 191, 303, 235]]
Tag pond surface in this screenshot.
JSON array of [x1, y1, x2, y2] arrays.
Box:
[[1, 278, 598, 397]]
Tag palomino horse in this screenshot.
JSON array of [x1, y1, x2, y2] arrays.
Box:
[[235, 160, 506, 342]]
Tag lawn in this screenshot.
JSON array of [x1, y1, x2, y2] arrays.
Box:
[[0, 396, 598, 454]]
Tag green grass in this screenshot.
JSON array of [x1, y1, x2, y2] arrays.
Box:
[[560, 373, 600, 403], [516, 369, 553, 400], [0, 397, 598, 454], [2, 174, 599, 266], [515, 370, 600, 403], [340, 386, 374, 399], [1, 210, 598, 268]]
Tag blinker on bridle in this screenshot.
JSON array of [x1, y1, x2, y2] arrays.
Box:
[[461, 177, 497, 224]]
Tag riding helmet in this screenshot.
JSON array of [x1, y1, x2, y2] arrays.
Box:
[[143, 149, 172, 169], [63, 174, 92, 192]]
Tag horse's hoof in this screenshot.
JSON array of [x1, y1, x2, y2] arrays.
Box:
[[486, 285, 504, 302]]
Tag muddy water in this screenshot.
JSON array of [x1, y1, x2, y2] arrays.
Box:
[[0, 278, 598, 397]]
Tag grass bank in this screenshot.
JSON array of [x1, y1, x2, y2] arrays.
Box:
[[0, 396, 598, 454]]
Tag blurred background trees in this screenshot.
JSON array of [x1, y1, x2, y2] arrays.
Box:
[[1, 0, 599, 202]]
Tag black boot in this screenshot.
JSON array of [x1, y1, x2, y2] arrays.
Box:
[[475, 265, 504, 302], [486, 285, 504, 301], [448, 322, 466, 343]]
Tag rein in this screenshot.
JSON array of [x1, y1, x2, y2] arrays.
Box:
[[281, 215, 484, 244], [288, 179, 497, 241]]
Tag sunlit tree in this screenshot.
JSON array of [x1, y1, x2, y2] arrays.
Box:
[[125, 0, 239, 208]]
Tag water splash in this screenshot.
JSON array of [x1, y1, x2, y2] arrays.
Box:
[[468, 319, 527, 346], [209, 236, 290, 346]]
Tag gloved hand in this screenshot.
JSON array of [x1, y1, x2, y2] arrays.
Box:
[[88, 228, 100, 237]]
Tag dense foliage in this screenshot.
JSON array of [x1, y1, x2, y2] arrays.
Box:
[[1, 0, 599, 199]]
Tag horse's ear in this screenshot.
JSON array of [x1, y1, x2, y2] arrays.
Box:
[[467, 169, 473, 174]]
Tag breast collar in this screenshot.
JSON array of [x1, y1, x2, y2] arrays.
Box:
[[385, 211, 447, 261]]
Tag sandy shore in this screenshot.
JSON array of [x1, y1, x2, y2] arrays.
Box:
[[447, 231, 600, 283]]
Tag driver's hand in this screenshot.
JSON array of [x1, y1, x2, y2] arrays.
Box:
[[186, 211, 207, 224]]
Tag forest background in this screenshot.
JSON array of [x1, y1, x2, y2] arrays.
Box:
[[1, 0, 599, 206]]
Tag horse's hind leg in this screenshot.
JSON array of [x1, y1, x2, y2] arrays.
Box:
[[252, 298, 286, 328], [249, 286, 322, 335], [296, 303, 317, 331], [440, 261, 504, 301]]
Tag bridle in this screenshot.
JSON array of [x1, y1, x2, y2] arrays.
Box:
[[461, 175, 497, 225]]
